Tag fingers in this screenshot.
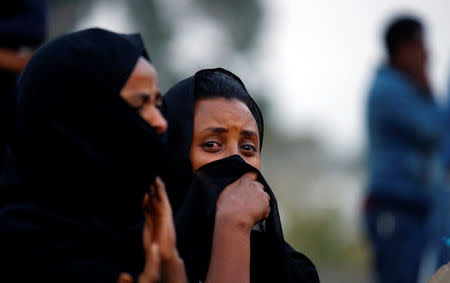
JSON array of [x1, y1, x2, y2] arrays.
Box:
[[142, 176, 169, 216], [142, 193, 156, 226], [234, 171, 270, 206], [245, 175, 271, 220], [242, 172, 265, 190], [262, 192, 271, 218], [263, 191, 271, 203], [154, 177, 170, 206], [241, 171, 258, 181], [150, 177, 173, 220], [118, 273, 133, 283], [254, 181, 265, 192], [142, 220, 153, 254], [142, 193, 150, 213]]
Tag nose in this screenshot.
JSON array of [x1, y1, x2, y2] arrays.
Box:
[[141, 106, 168, 134], [151, 109, 168, 134], [226, 144, 240, 157]]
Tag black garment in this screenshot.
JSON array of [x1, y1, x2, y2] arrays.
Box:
[[0, 0, 47, 173], [0, 28, 162, 282], [162, 68, 320, 283], [0, 0, 47, 48], [177, 155, 320, 283]]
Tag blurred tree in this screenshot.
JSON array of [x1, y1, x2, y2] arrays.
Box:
[[128, 0, 262, 90], [195, 0, 262, 51], [47, 0, 262, 92]]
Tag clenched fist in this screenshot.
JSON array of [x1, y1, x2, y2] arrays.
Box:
[[215, 172, 271, 232]]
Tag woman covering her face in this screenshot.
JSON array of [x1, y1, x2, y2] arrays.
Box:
[[0, 28, 180, 282], [162, 68, 320, 283]]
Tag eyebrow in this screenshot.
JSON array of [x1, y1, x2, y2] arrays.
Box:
[[202, 127, 228, 133], [202, 127, 258, 139], [241, 129, 258, 139]]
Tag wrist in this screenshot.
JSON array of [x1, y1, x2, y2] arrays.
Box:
[[207, 213, 252, 283], [160, 249, 182, 265], [161, 252, 187, 283], [215, 210, 253, 235]]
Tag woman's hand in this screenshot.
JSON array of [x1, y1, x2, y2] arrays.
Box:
[[143, 177, 177, 263], [142, 177, 187, 283], [117, 241, 160, 283], [205, 172, 269, 283], [118, 177, 187, 283], [215, 172, 271, 233], [137, 221, 161, 283]]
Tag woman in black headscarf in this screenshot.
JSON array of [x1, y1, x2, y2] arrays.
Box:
[[0, 28, 184, 282], [162, 68, 320, 283]]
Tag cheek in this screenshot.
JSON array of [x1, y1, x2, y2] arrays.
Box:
[[245, 155, 261, 170], [189, 146, 224, 171], [190, 143, 262, 171]]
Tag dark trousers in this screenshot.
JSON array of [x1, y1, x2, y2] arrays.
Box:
[[365, 207, 426, 283]]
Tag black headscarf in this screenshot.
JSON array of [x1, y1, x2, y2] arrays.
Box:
[[0, 28, 163, 282], [162, 68, 320, 283], [161, 68, 263, 213]]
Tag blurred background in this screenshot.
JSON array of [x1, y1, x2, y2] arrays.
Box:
[[45, 0, 450, 282]]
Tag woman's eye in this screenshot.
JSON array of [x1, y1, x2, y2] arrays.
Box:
[[241, 144, 256, 154], [202, 141, 221, 152], [141, 95, 150, 104], [205, 141, 215, 148], [129, 104, 142, 112]]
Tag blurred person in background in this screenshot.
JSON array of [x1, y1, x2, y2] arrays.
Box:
[[0, 0, 47, 174], [436, 72, 450, 267], [364, 16, 446, 283]]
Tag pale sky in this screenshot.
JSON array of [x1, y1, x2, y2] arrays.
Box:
[[258, 0, 450, 157], [78, 0, 450, 158]]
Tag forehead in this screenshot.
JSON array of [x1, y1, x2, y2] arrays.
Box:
[[132, 57, 157, 81], [193, 97, 258, 131], [121, 57, 158, 93]]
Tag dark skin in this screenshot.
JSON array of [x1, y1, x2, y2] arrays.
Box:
[[118, 57, 186, 283], [190, 98, 271, 283], [389, 31, 430, 92], [120, 57, 167, 134], [117, 178, 186, 283], [0, 47, 34, 73]]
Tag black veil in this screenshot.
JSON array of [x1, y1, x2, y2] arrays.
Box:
[[0, 28, 163, 282]]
